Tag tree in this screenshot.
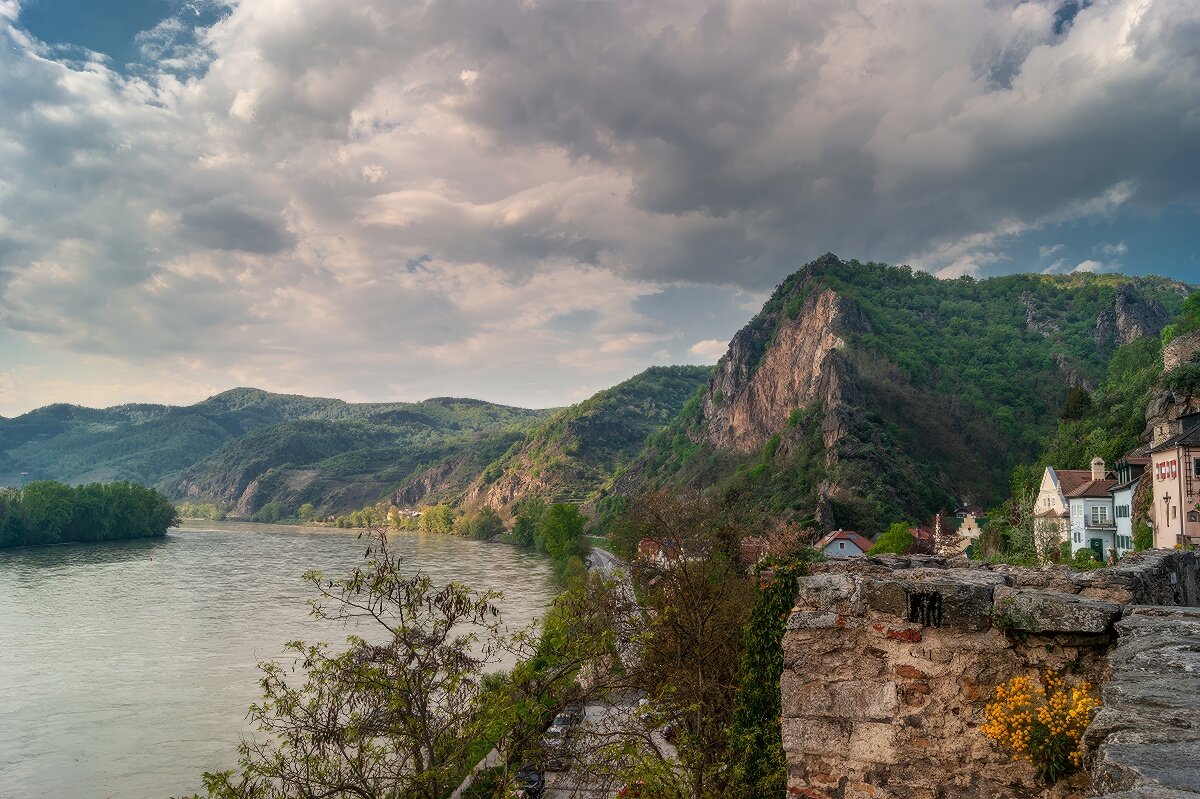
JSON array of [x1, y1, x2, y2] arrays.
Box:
[[1060, 386, 1093, 422], [419, 504, 455, 533], [868, 522, 914, 555], [20, 481, 74, 545], [298, 503, 316, 523], [467, 506, 504, 540], [195, 530, 506, 799], [511, 498, 546, 547], [607, 491, 753, 798], [537, 504, 587, 564]]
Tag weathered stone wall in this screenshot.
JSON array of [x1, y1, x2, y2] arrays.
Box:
[[782, 551, 1200, 799]]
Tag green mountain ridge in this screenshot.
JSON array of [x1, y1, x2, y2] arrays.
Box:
[[608, 256, 1192, 535], [0, 388, 554, 515], [4, 260, 1194, 533], [388, 365, 714, 513]]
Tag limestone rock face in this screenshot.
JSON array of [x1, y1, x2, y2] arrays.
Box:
[[702, 285, 869, 455], [1094, 283, 1172, 350], [1164, 329, 1200, 372]]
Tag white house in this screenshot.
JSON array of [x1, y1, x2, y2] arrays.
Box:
[[816, 529, 873, 558], [1036, 457, 1118, 561], [1108, 450, 1148, 557]]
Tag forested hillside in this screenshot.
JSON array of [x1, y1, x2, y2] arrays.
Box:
[[0, 388, 552, 516], [613, 255, 1191, 534], [389, 366, 714, 512]]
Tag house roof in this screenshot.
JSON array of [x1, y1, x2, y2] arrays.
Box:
[[1109, 476, 1141, 494], [816, 530, 873, 551], [1052, 468, 1096, 496], [954, 505, 984, 517], [1035, 508, 1069, 518], [1066, 478, 1118, 499]]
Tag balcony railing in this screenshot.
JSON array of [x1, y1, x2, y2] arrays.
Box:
[[1085, 519, 1116, 530]]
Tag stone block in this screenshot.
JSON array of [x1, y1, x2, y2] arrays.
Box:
[[783, 717, 853, 755], [795, 573, 861, 613], [788, 611, 844, 630], [991, 585, 1122, 634]]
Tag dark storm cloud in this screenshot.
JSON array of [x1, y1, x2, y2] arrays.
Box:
[[0, 0, 1198, 413], [180, 196, 296, 253]]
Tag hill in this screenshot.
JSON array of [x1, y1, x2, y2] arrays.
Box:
[[610, 255, 1191, 534], [386, 366, 714, 513], [0, 388, 552, 516]]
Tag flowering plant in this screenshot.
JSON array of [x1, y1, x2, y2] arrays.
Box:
[[980, 671, 1101, 783]]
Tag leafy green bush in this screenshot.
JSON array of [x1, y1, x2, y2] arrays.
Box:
[[867, 522, 913, 555]]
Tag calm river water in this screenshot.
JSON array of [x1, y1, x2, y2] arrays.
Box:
[[0, 521, 556, 799]]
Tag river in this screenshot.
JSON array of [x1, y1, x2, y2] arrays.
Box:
[[0, 521, 557, 799]]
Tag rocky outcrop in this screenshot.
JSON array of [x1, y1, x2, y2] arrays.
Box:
[[781, 551, 1200, 799], [702, 284, 869, 454], [392, 457, 464, 507], [1094, 284, 1171, 351], [1164, 329, 1200, 372], [1023, 290, 1062, 336]]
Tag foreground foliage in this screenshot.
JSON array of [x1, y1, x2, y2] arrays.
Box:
[[195, 530, 507, 799], [981, 672, 1101, 783]]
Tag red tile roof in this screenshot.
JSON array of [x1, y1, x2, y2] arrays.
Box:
[[1054, 469, 1095, 496], [816, 530, 873, 552], [1035, 508, 1068, 518], [1066, 479, 1118, 499]]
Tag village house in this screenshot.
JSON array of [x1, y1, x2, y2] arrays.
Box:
[[1109, 449, 1149, 554], [1035, 457, 1121, 560], [1149, 410, 1200, 547], [636, 537, 684, 567], [815, 529, 873, 558]]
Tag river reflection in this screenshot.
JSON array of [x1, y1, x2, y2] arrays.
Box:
[[0, 522, 556, 799]]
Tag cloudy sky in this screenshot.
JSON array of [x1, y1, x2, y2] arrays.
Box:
[[0, 0, 1198, 416]]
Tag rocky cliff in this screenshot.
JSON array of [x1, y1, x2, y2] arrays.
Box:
[[614, 256, 1190, 534], [702, 286, 868, 455]]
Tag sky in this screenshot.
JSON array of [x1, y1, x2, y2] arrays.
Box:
[[0, 0, 1198, 416]]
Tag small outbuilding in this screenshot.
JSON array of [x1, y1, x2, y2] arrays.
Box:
[[815, 529, 872, 558]]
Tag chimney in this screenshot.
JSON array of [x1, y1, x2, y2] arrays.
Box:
[[1091, 456, 1105, 481]]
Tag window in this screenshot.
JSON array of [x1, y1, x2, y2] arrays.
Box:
[[1090, 506, 1109, 526], [1194, 457, 1200, 478], [1189, 511, 1199, 523], [1173, 506, 1178, 519], [838, 541, 845, 550], [1073, 530, 1082, 543], [1116, 505, 1130, 518]]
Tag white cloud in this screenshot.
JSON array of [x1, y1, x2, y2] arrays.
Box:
[[688, 339, 728, 362]]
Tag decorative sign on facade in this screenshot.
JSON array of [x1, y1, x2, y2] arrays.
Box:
[[1157, 459, 1179, 481]]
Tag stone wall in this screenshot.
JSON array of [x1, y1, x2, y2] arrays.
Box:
[[782, 551, 1200, 799]]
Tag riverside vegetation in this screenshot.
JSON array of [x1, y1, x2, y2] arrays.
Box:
[[0, 479, 178, 548], [188, 491, 818, 799]]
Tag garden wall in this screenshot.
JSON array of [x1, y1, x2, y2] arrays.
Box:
[[781, 551, 1200, 799]]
